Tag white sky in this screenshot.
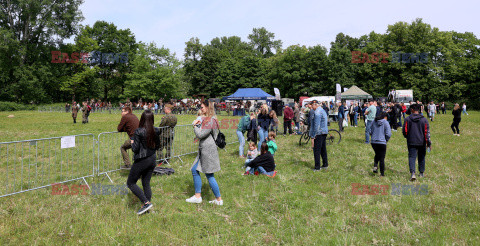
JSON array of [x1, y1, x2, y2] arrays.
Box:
[[76, 0, 479, 59]]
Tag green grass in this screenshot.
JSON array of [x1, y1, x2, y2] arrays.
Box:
[[0, 110, 479, 245]]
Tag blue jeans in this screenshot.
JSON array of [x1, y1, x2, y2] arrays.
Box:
[[191, 160, 221, 198], [408, 145, 426, 174], [236, 130, 245, 156], [354, 113, 358, 126], [295, 122, 301, 134], [462, 109, 468, 115], [365, 120, 373, 143], [258, 128, 268, 150], [246, 166, 275, 176]]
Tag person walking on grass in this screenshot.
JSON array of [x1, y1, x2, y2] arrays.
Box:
[[294, 105, 301, 134], [309, 100, 329, 171], [428, 101, 436, 122], [127, 110, 160, 215], [71, 101, 79, 124], [337, 101, 344, 132], [369, 112, 392, 177], [364, 100, 377, 144], [462, 103, 468, 115], [402, 104, 432, 181], [451, 103, 462, 136], [118, 106, 140, 169], [186, 101, 223, 206], [441, 102, 446, 114], [236, 112, 252, 158]]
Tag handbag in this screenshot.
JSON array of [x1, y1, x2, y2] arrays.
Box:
[[209, 118, 226, 149]]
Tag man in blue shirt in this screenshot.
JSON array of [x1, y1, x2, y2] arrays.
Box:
[[309, 100, 329, 171]]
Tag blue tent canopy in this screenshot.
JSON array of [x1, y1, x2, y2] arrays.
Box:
[[222, 88, 275, 100]]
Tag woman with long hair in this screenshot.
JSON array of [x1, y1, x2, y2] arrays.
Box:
[[127, 110, 160, 215], [451, 104, 462, 136], [243, 142, 276, 177], [186, 101, 223, 205], [257, 104, 272, 150]]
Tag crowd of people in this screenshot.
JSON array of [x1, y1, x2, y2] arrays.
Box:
[[81, 95, 469, 215]]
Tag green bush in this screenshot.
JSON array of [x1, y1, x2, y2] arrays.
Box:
[[0, 101, 37, 111]]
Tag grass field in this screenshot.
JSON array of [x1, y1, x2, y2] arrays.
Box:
[[0, 110, 479, 245]]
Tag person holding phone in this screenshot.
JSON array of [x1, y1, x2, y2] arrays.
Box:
[[186, 101, 223, 205]]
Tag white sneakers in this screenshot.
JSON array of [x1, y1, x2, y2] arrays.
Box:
[[208, 200, 223, 206], [185, 196, 223, 206], [185, 196, 202, 204]]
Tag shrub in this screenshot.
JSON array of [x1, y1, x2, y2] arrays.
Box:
[[0, 101, 37, 111]]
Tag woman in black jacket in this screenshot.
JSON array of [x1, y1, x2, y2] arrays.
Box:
[[451, 103, 462, 136], [243, 142, 276, 177], [257, 105, 272, 149], [127, 110, 160, 215]]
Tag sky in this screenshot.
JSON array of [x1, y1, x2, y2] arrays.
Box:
[[76, 0, 479, 59]]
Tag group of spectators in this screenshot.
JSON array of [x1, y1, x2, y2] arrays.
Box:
[[105, 95, 470, 215]]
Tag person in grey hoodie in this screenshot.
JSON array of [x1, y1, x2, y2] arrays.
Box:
[[369, 112, 392, 176]]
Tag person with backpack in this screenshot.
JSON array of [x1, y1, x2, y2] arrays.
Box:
[[369, 112, 392, 176], [236, 113, 251, 157], [186, 101, 223, 205], [127, 110, 160, 215], [402, 104, 432, 181]]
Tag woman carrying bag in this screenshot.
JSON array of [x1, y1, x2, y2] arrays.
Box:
[[186, 101, 224, 205]]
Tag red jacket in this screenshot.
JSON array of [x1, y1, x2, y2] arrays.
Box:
[[284, 107, 294, 121]]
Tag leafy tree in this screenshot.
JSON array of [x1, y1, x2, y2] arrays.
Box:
[[124, 42, 183, 101], [248, 27, 282, 58]]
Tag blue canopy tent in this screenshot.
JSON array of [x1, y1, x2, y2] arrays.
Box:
[[222, 88, 275, 101], [222, 88, 275, 116]]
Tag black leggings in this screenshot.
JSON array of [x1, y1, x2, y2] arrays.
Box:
[[127, 154, 156, 204], [451, 118, 461, 134], [371, 143, 387, 176]]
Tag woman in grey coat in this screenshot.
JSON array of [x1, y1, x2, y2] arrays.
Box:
[[186, 101, 223, 205]]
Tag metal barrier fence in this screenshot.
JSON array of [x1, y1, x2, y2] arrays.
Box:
[[97, 131, 130, 182], [0, 120, 239, 197], [0, 134, 96, 198]]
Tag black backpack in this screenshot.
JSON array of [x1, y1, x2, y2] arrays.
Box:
[[210, 118, 226, 149]]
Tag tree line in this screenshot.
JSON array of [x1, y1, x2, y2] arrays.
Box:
[[1, 1, 479, 107]]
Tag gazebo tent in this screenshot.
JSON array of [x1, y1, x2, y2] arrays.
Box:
[[222, 88, 275, 101], [340, 85, 373, 100]]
